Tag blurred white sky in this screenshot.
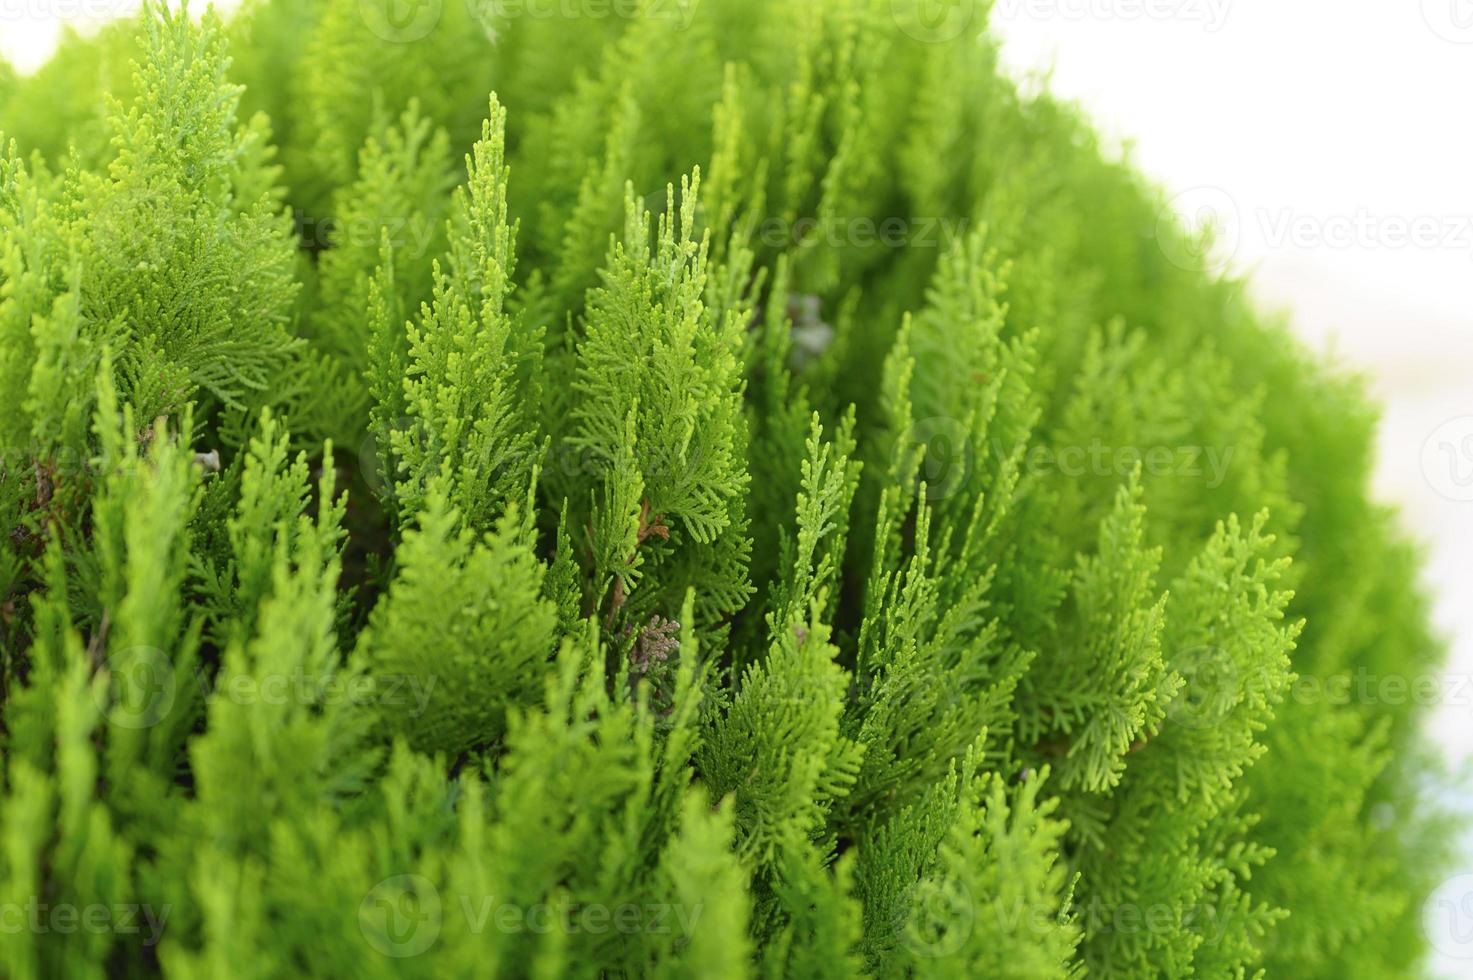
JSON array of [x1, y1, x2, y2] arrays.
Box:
[[4, 0, 1473, 967]]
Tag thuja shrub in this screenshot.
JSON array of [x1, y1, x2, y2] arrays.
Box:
[[0, 1, 1451, 977]]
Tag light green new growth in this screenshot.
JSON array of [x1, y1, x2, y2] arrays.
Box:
[[0, 2, 1449, 978]]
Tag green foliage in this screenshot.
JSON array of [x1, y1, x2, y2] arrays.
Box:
[[383, 95, 543, 533], [565, 174, 752, 629], [0, 1, 1450, 977], [904, 765, 1082, 979], [357, 487, 557, 756], [81, 4, 300, 424], [302, 101, 454, 450]]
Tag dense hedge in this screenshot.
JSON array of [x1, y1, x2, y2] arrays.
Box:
[[0, 1, 1448, 976]]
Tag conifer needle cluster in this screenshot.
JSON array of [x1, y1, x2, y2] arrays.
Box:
[[0, 2, 1449, 977]]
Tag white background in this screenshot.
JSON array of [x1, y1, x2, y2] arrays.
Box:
[[4, 0, 1472, 973]]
